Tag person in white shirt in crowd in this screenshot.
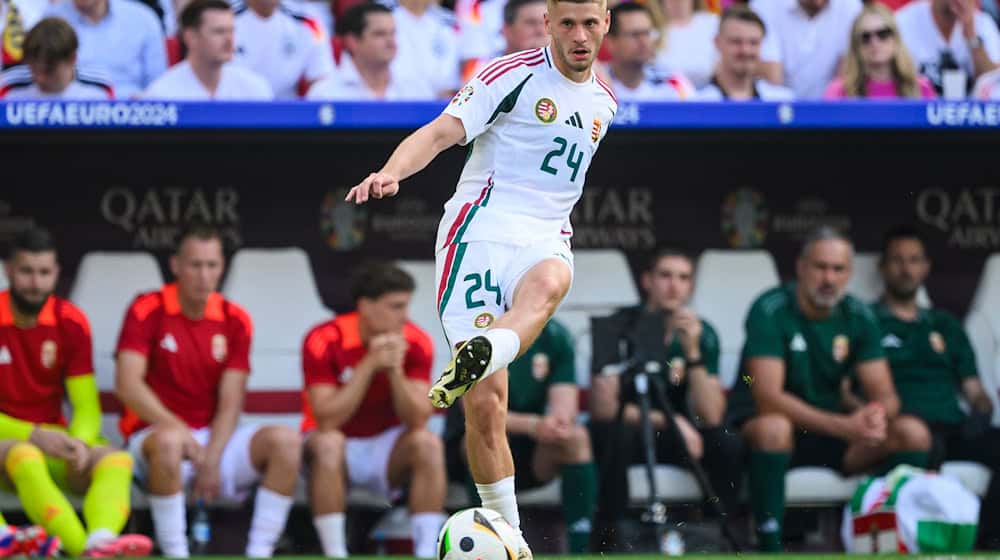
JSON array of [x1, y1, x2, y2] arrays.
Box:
[[144, 0, 272, 100], [45, 0, 166, 98], [387, 0, 460, 98], [750, 0, 862, 98], [654, 0, 718, 88], [232, 0, 334, 99], [0, 16, 113, 98], [455, 0, 504, 78], [307, 2, 432, 100], [973, 65, 1000, 98], [458, 0, 549, 81], [1, 0, 49, 67], [604, 2, 695, 101], [896, 0, 1000, 96], [698, 4, 795, 101]]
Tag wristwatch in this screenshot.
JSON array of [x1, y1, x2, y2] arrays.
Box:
[[969, 35, 984, 50]]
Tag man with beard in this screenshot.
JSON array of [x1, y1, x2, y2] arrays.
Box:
[[725, 226, 931, 552], [697, 5, 794, 101], [869, 224, 1000, 549], [0, 227, 150, 557]]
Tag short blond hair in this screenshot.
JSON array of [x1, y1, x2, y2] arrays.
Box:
[[546, 0, 608, 12]]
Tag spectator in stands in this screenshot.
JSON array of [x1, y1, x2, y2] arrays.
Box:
[[697, 5, 795, 100], [456, 0, 505, 80], [654, 0, 718, 88], [750, 0, 862, 98], [604, 3, 695, 100], [0, 227, 151, 557], [301, 262, 444, 559], [0, 0, 49, 67], [115, 223, 302, 559], [589, 248, 743, 546], [458, 0, 549, 81], [825, 3, 936, 99], [896, 0, 1000, 96], [389, 0, 460, 98], [45, 0, 166, 98], [726, 226, 931, 552], [869, 224, 1000, 549], [446, 318, 596, 554], [0, 18, 114, 99], [144, 0, 272, 100], [232, 0, 335, 99], [307, 3, 432, 100]]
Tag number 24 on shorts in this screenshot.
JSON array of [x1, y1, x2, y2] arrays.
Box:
[[465, 270, 501, 309], [540, 136, 583, 182]]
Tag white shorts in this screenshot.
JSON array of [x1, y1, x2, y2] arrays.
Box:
[[128, 424, 262, 502], [435, 238, 574, 349], [307, 425, 406, 501]]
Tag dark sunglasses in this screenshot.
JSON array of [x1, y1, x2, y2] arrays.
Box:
[[859, 27, 894, 45]]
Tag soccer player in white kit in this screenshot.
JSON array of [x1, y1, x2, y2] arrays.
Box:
[[346, 0, 616, 555]]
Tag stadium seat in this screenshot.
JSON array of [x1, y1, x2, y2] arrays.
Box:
[[222, 248, 332, 395], [69, 252, 164, 390], [941, 461, 993, 497], [555, 249, 640, 386], [627, 465, 702, 505], [965, 253, 1000, 426], [690, 250, 779, 389], [0, 266, 6, 290], [848, 252, 931, 306], [396, 260, 450, 377]]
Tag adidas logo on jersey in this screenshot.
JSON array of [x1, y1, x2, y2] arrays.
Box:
[[0, 346, 10, 365], [564, 111, 584, 129], [881, 334, 903, 348], [790, 333, 807, 352], [160, 333, 178, 353]]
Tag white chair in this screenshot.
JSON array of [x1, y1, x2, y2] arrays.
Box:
[[848, 252, 931, 306], [965, 254, 1000, 426], [690, 250, 780, 390], [222, 248, 332, 394], [69, 252, 164, 448], [556, 249, 640, 387], [627, 465, 702, 505], [397, 260, 450, 378], [69, 252, 164, 393]]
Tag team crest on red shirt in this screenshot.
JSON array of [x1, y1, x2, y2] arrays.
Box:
[[40, 340, 57, 369], [211, 334, 227, 363], [535, 98, 557, 123]]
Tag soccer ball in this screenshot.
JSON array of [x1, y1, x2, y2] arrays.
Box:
[[437, 508, 519, 560]]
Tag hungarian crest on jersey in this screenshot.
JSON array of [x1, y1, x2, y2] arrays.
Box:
[[535, 98, 557, 123]]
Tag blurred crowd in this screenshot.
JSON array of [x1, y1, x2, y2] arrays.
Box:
[[1, 0, 1000, 102]]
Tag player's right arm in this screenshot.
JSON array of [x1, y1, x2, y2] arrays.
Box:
[[303, 327, 380, 431], [115, 351, 186, 429], [345, 114, 466, 204]]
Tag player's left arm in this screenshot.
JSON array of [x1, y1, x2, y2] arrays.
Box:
[[203, 370, 247, 467], [63, 304, 102, 446], [346, 114, 467, 204], [855, 359, 900, 419]]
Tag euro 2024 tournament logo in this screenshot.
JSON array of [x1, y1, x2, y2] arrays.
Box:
[[320, 188, 368, 251], [721, 188, 768, 248]]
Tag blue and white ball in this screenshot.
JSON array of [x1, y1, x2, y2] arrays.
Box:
[[437, 508, 519, 560]]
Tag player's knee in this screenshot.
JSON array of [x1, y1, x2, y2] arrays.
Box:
[[527, 274, 569, 313], [890, 415, 931, 451], [744, 414, 793, 451], [306, 430, 346, 471], [263, 426, 304, 463], [563, 424, 592, 461], [464, 384, 507, 427], [144, 426, 188, 462], [4, 442, 44, 474], [683, 429, 705, 461], [409, 429, 445, 467]]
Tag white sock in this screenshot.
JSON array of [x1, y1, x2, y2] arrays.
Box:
[[246, 487, 294, 558], [482, 328, 520, 378], [476, 476, 521, 535], [410, 512, 446, 559], [84, 528, 116, 551], [149, 493, 189, 558], [313, 513, 348, 558]]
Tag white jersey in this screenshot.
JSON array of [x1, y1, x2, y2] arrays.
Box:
[[438, 46, 617, 249], [143, 60, 274, 100], [232, 2, 334, 99], [0, 65, 114, 99]]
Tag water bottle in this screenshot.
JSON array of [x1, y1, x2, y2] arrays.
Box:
[[660, 530, 684, 556], [191, 500, 211, 554]]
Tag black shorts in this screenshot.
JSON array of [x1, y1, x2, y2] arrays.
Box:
[[509, 434, 547, 491], [790, 431, 848, 473]]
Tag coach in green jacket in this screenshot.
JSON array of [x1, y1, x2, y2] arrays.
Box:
[[727, 226, 931, 552]]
